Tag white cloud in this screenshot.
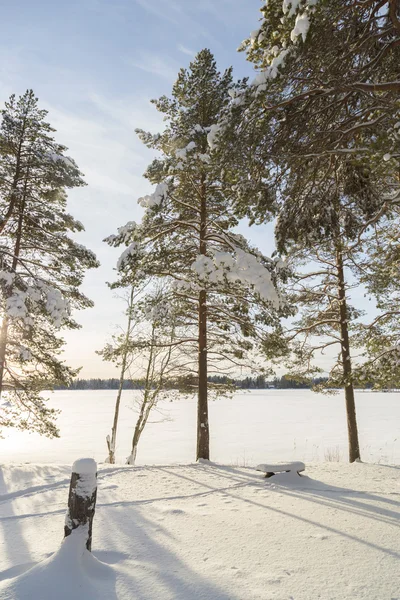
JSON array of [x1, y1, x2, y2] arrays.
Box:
[[178, 44, 195, 56], [134, 0, 183, 25], [128, 53, 181, 81]]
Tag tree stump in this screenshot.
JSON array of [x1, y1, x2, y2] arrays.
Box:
[[64, 458, 97, 551]]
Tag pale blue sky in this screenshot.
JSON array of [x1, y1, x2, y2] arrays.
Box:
[[1, 0, 276, 376], [1, 0, 368, 377]]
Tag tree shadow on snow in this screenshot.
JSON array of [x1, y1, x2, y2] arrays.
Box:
[[153, 464, 400, 561], [0, 468, 35, 580], [103, 505, 242, 600]]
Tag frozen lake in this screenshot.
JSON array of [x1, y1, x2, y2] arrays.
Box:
[[1, 389, 399, 465]]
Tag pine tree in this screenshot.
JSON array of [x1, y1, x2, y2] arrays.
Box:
[[280, 243, 365, 462], [106, 50, 287, 461], [216, 1, 400, 462], [240, 0, 400, 165], [355, 209, 400, 388], [0, 90, 99, 436], [261, 153, 393, 461]]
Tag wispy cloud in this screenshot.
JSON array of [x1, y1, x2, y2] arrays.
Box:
[[133, 0, 219, 46], [134, 0, 183, 25], [178, 44, 195, 57], [129, 53, 180, 81]]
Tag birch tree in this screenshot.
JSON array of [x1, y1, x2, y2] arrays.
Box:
[[98, 287, 137, 463]]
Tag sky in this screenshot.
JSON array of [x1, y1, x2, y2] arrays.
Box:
[[1, 0, 279, 377], [0, 0, 370, 378]]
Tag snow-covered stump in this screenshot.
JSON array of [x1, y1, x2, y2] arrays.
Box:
[[64, 459, 97, 552]]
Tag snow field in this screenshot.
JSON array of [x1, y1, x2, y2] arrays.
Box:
[[0, 462, 399, 599], [0, 389, 399, 465]]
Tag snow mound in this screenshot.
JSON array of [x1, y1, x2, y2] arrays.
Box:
[[256, 461, 305, 473], [0, 528, 114, 600], [72, 458, 97, 475]]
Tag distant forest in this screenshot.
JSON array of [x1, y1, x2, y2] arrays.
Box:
[[56, 375, 330, 391]]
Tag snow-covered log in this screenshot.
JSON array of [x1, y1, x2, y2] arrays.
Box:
[[256, 461, 305, 478]]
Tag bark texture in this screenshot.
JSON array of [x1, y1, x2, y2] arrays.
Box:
[[64, 468, 97, 551], [337, 248, 361, 463]]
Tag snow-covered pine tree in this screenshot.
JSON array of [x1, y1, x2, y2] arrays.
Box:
[[218, 0, 400, 225], [240, 0, 400, 165], [0, 90, 99, 436], [269, 153, 395, 462], [215, 1, 399, 462], [106, 50, 287, 461]]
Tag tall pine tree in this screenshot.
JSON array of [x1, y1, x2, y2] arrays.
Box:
[[215, 0, 400, 461], [0, 90, 98, 436], [106, 50, 288, 460]]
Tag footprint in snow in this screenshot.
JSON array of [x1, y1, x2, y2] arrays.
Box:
[[159, 508, 186, 516]]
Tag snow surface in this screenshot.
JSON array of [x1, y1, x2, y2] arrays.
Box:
[[0, 462, 398, 599], [0, 390, 399, 466], [71, 459, 97, 499], [0, 527, 112, 600], [72, 458, 97, 475]]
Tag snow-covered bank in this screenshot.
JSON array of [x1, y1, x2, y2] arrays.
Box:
[[1, 389, 399, 465], [0, 462, 399, 599]]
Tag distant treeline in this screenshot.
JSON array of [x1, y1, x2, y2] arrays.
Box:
[[56, 375, 330, 391]]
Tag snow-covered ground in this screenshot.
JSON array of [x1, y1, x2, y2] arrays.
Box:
[[0, 462, 399, 599], [1, 390, 399, 598], [1, 389, 399, 465]]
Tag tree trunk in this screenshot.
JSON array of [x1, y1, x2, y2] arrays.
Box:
[[336, 248, 361, 463], [64, 459, 97, 552], [0, 108, 27, 236], [107, 378, 123, 464], [0, 319, 9, 396], [197, 176, 209, 460], [0, 193, 26, 396], [106, 288, 135, 464], [127, 393, 152, 466], [127, 325, 156, 465]]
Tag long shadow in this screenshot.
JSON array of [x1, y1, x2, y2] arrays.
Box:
[[374, 464, 400, 471], [98, 464, 400, 530], [270, 479, 400, 528], [0, 478, 71, 504], [98, 481, 249, 510], [197, 463, 400, 509], [157, 465, 400, 560], [103, 502, 243, 600], [0, 468, 33, 580], [216, 464, 400, 525]]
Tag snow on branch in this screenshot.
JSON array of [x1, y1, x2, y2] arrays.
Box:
[[191, 249, 279, 306], [46, 152, 76, 169], [138, 182, 169, 209], [2, 278, 69, 327], [248, 0, 320, 91]]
